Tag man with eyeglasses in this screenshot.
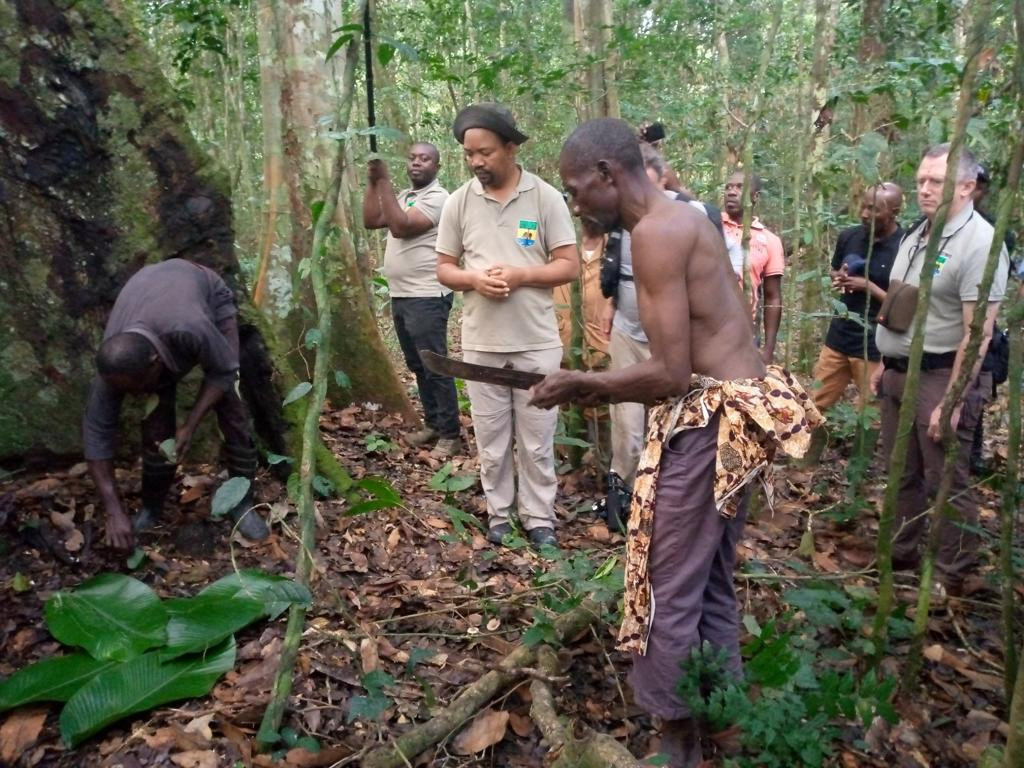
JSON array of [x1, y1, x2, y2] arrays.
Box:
[[872, 143, 1010, 597]]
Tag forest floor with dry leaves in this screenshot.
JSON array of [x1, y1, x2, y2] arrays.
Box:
[[0, 385, 1019, 768]]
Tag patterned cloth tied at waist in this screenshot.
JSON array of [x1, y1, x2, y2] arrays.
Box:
[[617, 365, 824, 655]]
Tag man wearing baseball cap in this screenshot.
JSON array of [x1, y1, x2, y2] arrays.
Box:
[[436, 103, 579, 548]]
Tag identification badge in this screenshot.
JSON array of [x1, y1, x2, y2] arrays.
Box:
[[934, 251, 951, 275], [516, 219, 539, 247]]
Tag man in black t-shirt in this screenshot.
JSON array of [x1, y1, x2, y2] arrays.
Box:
[[83, 259, 269, 550], [811, 183, 904, 413]]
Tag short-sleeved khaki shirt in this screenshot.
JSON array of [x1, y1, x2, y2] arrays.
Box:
[[876, 202, 1009, 358], [436, 169, 577, 352], [381, 178, 451, 297]]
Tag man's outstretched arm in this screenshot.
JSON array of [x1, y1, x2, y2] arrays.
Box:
[[366, 160, 434, 238], [87, 459, 133, 550]]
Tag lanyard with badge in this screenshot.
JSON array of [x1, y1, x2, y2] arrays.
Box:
[[877, 212, 973, 333]]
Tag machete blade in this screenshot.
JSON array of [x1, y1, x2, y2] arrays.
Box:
[[418, 350, 546, 389]]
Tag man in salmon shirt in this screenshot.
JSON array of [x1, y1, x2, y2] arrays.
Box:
[[722, 171, 784, 364]]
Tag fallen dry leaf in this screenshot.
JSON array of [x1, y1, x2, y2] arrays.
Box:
[[812, 549, 840, 573], [453, 708, 509, 755], [16, 477, 61, 500], [183, 714, 214, 742], [0, 709, 47, 764], [508, 710, 534, 737], [65, 528, 85, 552], [142, 726, 207, 753], [961, 729, 991, 761], [385, 527, 401, 551], [49, 509, 75, 532], [170, 749, 218, 768], [67, 462, 89, 477], [218, 720, 252, 764], [360, 637, 379, 674], [285, 745, 353, 766]]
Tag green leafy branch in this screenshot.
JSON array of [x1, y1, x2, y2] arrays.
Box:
[[0, 571, 309, 747]]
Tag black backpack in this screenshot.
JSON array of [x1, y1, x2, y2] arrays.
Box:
[[599, 228, 625, 299], [985, 325, 1009, 385]]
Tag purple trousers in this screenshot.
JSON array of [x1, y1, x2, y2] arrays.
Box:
[[629, 413, 749, 720]]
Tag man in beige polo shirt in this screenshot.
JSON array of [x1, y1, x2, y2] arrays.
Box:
[[363, 142, 461, 458], [437, 103, 579, 548]]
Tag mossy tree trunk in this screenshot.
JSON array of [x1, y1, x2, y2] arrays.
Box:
[[0, 0, 287, 460]]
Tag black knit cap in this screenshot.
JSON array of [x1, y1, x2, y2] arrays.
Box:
[[453, 102, 528, 145]]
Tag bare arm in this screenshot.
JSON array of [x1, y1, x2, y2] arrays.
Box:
[[364, 160, 434, 238], [377, 184, 435, 239], [176, 378, 228, 460], [531, 219, 691, 407], [926, 300, 1000, 441], [362, 166, 386, 229], [88, 459, 133, 550], [179, 315, 238, 458], [761, 274, 782, 364]]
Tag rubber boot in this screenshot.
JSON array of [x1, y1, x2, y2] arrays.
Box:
[[224, 442, 269, 540], [134, 451, 175, 532], [659, 718, 703, 768]]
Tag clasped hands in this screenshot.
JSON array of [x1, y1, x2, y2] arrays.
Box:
[[472, 265, 524, 299], [831, 264, 868, 294]]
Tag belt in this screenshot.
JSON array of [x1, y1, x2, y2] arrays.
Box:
[[882, 351, 957, 373]]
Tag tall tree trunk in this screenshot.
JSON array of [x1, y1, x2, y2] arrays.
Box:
[[267, 0, 413, 416], [252, 0, 285, 308], [0, 0, 286, 460], [797, 0, 839, 370], [735, 0, 784, 299]]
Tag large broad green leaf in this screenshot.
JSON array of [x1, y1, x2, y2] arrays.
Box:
[[161, 595, 268, 660], [45, 574, 167, 661], [198, 570, 311, 620], [59, 637, 236, 747], [0, 654, 117, 711]]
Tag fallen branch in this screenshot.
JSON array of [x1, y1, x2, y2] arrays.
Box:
[[529, 645, 566, 752], [530, 642, 640, 768], [361, 599, 606, 768]]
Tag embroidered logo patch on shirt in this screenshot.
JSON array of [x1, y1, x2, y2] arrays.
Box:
[[516, 219, 539, 247]]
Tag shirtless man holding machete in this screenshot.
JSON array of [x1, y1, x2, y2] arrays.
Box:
[[529, 118, 823, 766]]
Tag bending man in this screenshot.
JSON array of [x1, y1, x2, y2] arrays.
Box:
[[83, 259, 268, 550]]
